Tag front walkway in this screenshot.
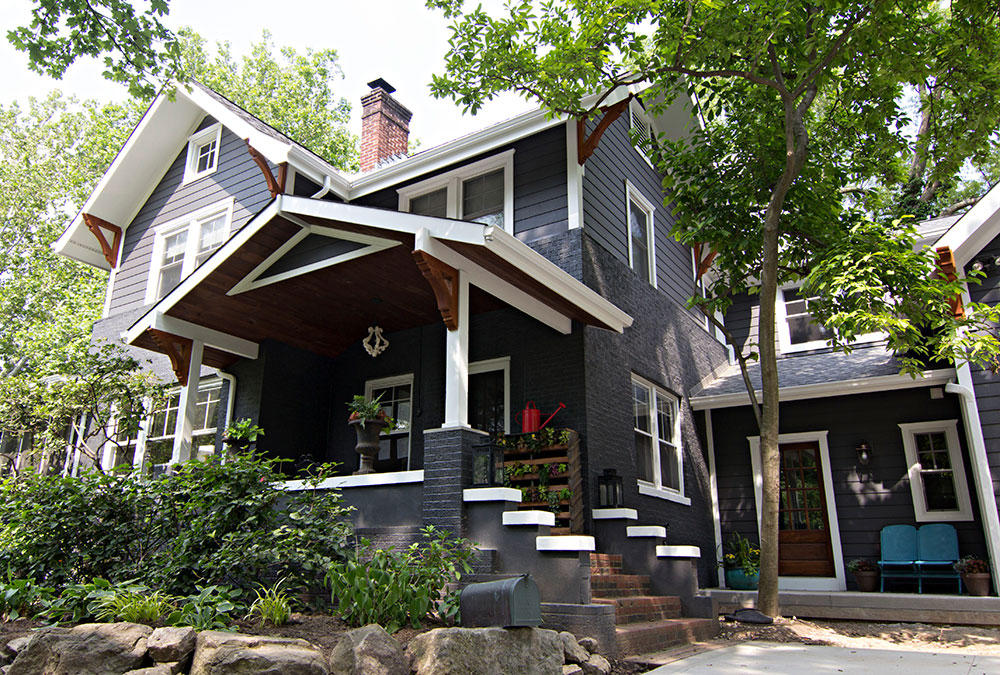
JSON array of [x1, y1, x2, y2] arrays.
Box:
[[707, 589, 1000, 626], [650, 643, 1000, 673]]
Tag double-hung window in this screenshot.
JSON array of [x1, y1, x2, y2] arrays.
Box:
[[146, 198, 234, 304], [365, 375, 414, 473], [626, 181, 656, 286], [899, 420, 973, 521], [183, 122, 222, 183], [142, 380, 224, 474], [632, 375, 688, 504], [398, 150, 514, 233]]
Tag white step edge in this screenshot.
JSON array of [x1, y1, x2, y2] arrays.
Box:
[[463, 487, 522, 503], [502, 510, 556, 527], [536, 535, 596, 552], [592, 508, 638, 520], [656, 545, 701, 558], [627, 525, 667, 538]]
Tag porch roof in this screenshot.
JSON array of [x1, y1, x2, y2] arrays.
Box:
[[124, 195, 632, 367]]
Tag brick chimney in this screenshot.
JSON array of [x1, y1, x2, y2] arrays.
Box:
[[360, 78, 412, 172]]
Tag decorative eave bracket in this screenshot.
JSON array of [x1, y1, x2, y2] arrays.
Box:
[[412, 250, 459, 330], [693, 242, 718, 280], [244, 139, 288, 198], [82, 213, 123, 268], [149, 329, 194, 386], [935, 245, 966, 319], [576, 94, 634, 166]]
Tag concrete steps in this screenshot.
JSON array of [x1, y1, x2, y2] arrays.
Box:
[[615, 617, 721, 655], [592, 595, 682, 623]]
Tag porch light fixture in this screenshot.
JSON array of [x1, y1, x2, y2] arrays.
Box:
[[471, 442, 501, 487], [856, 441, 872, 466], [362, 325, 389, 357], [597, 468, 624, 508]]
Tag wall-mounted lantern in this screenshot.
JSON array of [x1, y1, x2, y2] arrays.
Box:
[[597, 468, 624, 508], [856, 441, 872, 466]]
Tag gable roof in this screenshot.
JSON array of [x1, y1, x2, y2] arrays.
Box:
[[934, 180, 1000, 267]]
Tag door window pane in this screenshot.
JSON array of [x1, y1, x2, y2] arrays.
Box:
[[462, 169, 504, 228], [369, 381, 412, 472], [470, 370, 505, 436]]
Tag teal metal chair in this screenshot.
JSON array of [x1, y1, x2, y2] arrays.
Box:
[[915, 523, 962, 594], [878, 524, 918, 592]]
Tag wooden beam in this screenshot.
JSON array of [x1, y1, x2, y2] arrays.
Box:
[[244, 139, 287, 197], [936, 246, 966, 319], [149, 329, 194, 385], [693, 242, 718, 280], [577, 95, 633, 165], [82, 213, 122, 268], [412, 250, 460, 330]]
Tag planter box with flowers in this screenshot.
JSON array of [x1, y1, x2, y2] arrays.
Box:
[[723, 532, 760, 590], [955, 556, 992, 596], [847, 559, 879, 592]]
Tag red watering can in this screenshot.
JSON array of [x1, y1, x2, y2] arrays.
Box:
[[516, 401, 566, 433]]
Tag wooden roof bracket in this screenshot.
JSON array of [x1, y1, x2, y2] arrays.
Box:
[[412, 250, 459, 330], [693, 242, 718, 280], [935, 245, 966, 319], [149, 329, 194, 385], [244, 139, 288, 198], [82, 213, 123, 268], [577, 94, 634, 165]]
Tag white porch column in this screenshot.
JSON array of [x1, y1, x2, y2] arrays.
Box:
[[442, 272, 470, 429], [171, 339, 204, 465]]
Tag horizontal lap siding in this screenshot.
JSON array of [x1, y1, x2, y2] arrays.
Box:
[[108, 117, 274, 316], [710, 388, 987, 588]]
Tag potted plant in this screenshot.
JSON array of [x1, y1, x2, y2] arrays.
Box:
[[722, 532, 760, 590], [847, 559, 879, 592], [347, 394, 394, 475], [223, 418, 264, 452], [955, 556, 992, 596]]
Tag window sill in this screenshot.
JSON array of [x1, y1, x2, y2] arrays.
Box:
[[181, 168, 217, 185], [637, 481, 691, 506], [914, 511, 974, 523]]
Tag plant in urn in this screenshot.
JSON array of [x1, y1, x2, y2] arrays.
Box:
[[347, 394, 394, 474]]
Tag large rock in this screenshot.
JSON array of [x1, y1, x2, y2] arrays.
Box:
[[190, 631, 328, 675], [558, 632, 589, 665], [7, 622, 152, 675], [328, 625, 406, 675], [3, 638, 30, 660], [147, 626, 196, 663], [406, 627, 563, 675], [579, 653, 611, 675]]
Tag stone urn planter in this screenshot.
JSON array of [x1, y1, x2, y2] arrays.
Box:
[[963, 572, 992, 596], [853, 570, 879, 592], [725, 568, 759, 590], [350, 418, 389, 475]]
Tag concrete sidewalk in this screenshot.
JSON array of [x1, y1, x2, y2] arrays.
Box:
[[648, 643, 1000, 673]]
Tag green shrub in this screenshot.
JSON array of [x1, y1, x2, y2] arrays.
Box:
[[166, 584, 244, 631], [93, 583, 175, 624], [0, 452, 353, 596], [39, 578, 118, 623], [0, 576, 54, 620], [325, 526, 475, 632], [246, 579, 293, 626]]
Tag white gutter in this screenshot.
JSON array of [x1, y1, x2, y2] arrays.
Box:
[[310, 176, 333, 200], [947, 369, 1000, 592], [218, 372, 237, 437]]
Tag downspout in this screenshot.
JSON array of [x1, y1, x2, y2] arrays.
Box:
[[310, 176, 333, 200], [218, 372, 238, 433], [946, 370, 1000, 591], [705, 409, 726, 588]]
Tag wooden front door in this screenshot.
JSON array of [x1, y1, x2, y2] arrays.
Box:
[[778, 442, 835, 576]]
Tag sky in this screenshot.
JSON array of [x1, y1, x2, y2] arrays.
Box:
[[0, 0, 533, 149]]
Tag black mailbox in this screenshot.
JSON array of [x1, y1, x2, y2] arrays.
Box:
[[459, 574, 542, 628]]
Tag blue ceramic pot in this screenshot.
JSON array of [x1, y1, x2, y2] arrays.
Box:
[[725, 568, 760, 590]]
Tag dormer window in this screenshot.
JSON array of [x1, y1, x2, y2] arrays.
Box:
[[183, 123, 222, 183]]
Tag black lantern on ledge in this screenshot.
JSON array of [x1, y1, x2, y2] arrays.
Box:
[[856, 441, 872, 466], [597, 468, 624, 508], [472, 442, 501, 487]]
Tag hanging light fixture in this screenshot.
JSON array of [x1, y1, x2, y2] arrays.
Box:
[[363, 325, 389, 357]]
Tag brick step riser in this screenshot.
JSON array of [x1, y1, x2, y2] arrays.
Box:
[[615, 619, 721, 656], [589, 567, 624, 576], [590, 586, 652, 598], [612, 609, 683, 624]]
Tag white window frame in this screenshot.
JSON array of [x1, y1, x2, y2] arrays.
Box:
[[632, 374, 688, 505], [628, 99, 655, 168], [625, 180, 657, 287], [899, 420, 974, 522], [777, 286, 886, 354], [145, 197, 235, 305], [397, 149, 515, 234], [182, 122, 223, 183], [469, 356, 511, 434], [365, 373, 415, 471]]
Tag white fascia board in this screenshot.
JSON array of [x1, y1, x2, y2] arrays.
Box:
[[183, 84, 291, 165], [690, 368, 955, 410], [138, 312, 259, 359], [935, 181, 1000, 267], [286, 146, 351, 198], [415, 230, 572, 334], [484, 226, 634, 332]]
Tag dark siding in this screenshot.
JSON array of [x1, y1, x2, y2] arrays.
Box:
[[723, 292, 756, 356], [108, 116, 275, 316], [353, 125, 568, 243], [710, 388, 987, 589], [581, 114, 699, 315]]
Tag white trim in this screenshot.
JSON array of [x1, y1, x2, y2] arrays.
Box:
[[705, 409, 726, 587], [632, 373, 685, 501], [690, 367, 955, 410], [566, 120, 583, 230], [140, 312, 258, 359], [182, 122, 222, 184], [282, 469, 424, 491], [898, 419, 974, 522], [536, 535, 596, 552], [638, 481, 692, 505], [144, 197, 235, 306], [592, 508, 639, 520], [228, 224, 400, 295], [503, 510, 556, 526], [627, 525, 667, 538], [463, 487, 522, 502], [398, 150, 515, 235], [443, 272, 470, 428], [469, 357, 511, 434], [777, 286, 886, 354], [656, 545, 701, 558], [934, 179, 1000, 268], [625, 180, 657, 287], [747, 430, 847, 592]]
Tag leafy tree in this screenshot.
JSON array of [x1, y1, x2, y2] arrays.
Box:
[[180, 30, 358, 171], [428, 0, 1000, 615], [8, 0, 182, 100]]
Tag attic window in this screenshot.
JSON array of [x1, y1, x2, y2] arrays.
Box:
[[628, 100, 655, 167], [183, 123, 222, 183]]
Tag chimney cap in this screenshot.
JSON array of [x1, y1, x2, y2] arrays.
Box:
[[367, 78, 396, 94]]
